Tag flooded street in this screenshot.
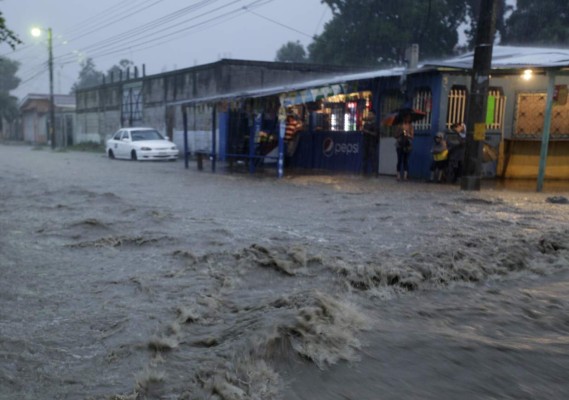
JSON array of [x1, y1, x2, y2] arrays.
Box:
[[1, 144, 568, 400]]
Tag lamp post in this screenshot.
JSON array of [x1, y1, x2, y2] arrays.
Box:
[[31, 27, 56, 149]]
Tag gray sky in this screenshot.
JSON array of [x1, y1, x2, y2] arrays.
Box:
[[1, 0, 332, 98]]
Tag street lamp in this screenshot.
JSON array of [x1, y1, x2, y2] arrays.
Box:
[[31, 27, 56, 149]]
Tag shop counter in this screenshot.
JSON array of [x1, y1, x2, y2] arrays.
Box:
[[291, 131, 363, 173]]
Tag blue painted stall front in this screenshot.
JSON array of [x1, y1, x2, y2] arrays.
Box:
[[217, 111, 229, 161], [406, 74, 443, 180], [291, 131, 363, 173]]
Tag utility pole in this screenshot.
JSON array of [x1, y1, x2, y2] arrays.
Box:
[[461, 0, 498, 191], [48, 27, 56, 149]]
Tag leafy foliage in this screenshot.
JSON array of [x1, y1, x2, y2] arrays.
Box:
[[274, 0, 519, 67], [0, 57, 21, 128], [107, 59, 135, 81], [0, 12, 22, 50], [0, 56, 20, 93], [275, 41, 308, 63], [308, 0, 474, 67], [501, 0, 569, 45], [461, 0, 508, 49], [70, 58, 105, 92]]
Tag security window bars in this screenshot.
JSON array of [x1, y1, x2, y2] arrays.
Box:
[[379, 91, 405, 137], [412, 88, 432, 131], [122, 84, 143, 126], [446, 86, 506, 131], [446, 86, 467, 129], [515, 92, 569, 139]]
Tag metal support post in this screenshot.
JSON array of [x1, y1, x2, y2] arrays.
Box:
[[537, 71, 557, 192]]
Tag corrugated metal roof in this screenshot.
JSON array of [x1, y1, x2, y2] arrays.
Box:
[[168, 67, 405, 107], [19, 93, 76, 108], [168, 46, 569, 107], [422, 45, 569, 70]]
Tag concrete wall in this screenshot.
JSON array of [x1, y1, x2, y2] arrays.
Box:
[[76, 84, 122, 143], [75, 60, 359, 146], [22, 112, 47, 144]]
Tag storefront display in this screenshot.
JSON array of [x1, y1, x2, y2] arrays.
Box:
[[285, 91, 374, 173]]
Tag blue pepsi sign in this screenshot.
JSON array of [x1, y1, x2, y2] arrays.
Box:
[[292, 131, 363, 173]]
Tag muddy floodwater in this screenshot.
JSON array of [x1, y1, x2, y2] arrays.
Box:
[[1, 144, 568, 400]]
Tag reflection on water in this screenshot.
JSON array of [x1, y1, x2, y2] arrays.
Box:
[[483, 178, 569, 193]]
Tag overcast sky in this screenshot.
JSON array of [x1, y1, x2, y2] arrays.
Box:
[[1, 0, 332, 98]]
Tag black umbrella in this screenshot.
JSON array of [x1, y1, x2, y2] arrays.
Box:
[[381, 107, 427, 126]]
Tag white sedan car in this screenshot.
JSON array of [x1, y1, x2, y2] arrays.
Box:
[[106, 128, 179, 161]]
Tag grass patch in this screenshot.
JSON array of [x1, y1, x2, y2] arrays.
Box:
[[68, 141, 105, 153]]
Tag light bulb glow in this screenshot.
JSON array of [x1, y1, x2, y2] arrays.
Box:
[[522, 69, 533, 81]]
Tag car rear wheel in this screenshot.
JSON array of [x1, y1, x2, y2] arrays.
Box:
[[108, 149, 115, 159], [131, 150, 138, 161]]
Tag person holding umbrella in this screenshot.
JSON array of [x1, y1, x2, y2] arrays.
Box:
[[395, 113, 414, 181], [382, 107, 425, 181]]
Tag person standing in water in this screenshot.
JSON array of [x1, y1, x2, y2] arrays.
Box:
[[361, 111, 379, 176], [430, 132, 449, 182], [395, 113, 414, 181], [447, 122, 466, 183]]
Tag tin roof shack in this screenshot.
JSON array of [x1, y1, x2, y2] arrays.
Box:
[[176, 46, 569, 181], [74, 59, 361, 148], [169, 67, 404, 176], [360, 46, 569, 181], [422, 46, 569, 181], [19, 94, 76, 146]]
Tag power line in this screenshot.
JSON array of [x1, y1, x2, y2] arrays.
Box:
[[12, 0, 249, 88], [0, 43, 33, 57], [57, 0, 273, 65], [62, 0, 147, 36], [243, 7, 314, 39], [64, 0, 166, 45], [18, 64, 48, 86], [78, 4, 263, 63], [11, 0, 278, 93], [314, 6, 329, 37], [56, 0, 222, 62], [84, 0, 275, 61], [1, 0, 149, 57]]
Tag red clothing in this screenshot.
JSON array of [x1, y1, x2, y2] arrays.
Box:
[[285, 117, 301, 141]]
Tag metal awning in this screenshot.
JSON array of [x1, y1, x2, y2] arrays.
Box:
[[167, 46, 569, 108], [167, 67, 404, 108]]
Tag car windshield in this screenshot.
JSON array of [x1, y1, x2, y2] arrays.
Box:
[[131, 130, 164, 141]]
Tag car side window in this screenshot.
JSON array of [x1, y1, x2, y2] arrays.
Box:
[[120, 131, 130, 141], [113, 131, 122, 140]]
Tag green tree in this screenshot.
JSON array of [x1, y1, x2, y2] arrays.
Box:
[[308, 0, 474, 67], [107, 59, 135, 81], [306, 0, 510, 67], [0, 56, 21, 131], [501, 0, 569, 45], [275, 41, 308, 63], [461, 0, 508, 49], [0, 11, 21, 50], [71, 58, 104, 92]]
